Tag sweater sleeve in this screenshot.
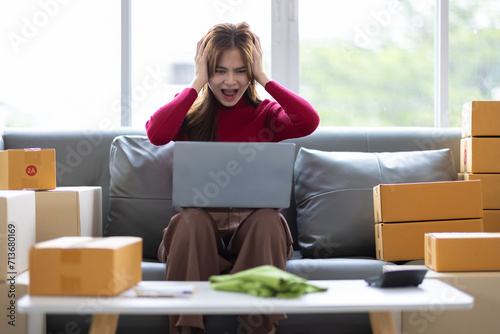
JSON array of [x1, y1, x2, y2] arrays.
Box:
[[263, 81, 320, 141], [145, 88, 198, 145]]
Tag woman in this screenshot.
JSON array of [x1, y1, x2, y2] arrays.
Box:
[[146, 22, 319, 334]]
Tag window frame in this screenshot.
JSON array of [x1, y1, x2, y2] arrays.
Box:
[[120, 0, 450, 128], [121, 0, 132, 127], [435, 0, 449, 127]]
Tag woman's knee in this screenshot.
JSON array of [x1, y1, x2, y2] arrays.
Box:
[[168, 208, 215, 236], [252, 208, 283, 222], [246, 209, 285, 233]]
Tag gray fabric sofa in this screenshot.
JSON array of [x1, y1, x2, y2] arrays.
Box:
[[1, 126, 462, 334]]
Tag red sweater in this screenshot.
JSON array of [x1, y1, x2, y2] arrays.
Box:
[[145, 81, 320, 145]]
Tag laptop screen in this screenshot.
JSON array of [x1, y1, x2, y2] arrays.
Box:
[[172, 142, 296, 209]]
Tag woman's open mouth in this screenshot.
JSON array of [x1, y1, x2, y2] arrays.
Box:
[[221, 89, 238, 101]]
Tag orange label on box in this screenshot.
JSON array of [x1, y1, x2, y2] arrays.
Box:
[[26, 165, 37, 176]]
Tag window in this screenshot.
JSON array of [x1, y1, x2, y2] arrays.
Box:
[[2, 0, 499, 129], [299, 0, 435, 126], [448, 0, 500, 127], [0, 1, 120, 129]]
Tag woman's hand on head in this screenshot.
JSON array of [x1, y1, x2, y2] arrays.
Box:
[[252, 36, 271, 87], [190, 38, 209, 93]]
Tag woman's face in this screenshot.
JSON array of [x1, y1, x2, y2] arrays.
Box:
[[208, 48, 250, 107]]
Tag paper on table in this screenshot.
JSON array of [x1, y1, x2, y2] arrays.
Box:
[[122, 283, 196, 298]]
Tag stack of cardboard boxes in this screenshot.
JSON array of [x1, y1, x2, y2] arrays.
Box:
[[459, 101, 500, 232], [400, 101, 500, 334], [373, 180, 484, 262], [420, 100, 500, 273], [0, 148, 105, 333]]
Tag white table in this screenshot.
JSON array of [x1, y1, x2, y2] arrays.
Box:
[[18, 279, 473, 334]]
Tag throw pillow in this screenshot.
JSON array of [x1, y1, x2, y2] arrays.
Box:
[[294, 148, 456, 259], [105, 135, 175, 260]]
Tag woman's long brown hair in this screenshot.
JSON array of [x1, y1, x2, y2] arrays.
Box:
[[183, 22, 262, 141]]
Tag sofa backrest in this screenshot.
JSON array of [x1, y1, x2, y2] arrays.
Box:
[[2, 128, 145, 226], [2, 126, 462, 259]]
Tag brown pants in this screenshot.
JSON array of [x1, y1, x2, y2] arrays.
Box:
[[158, 208, 294, 334]]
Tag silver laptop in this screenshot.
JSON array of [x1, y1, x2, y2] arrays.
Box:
[[172, 141, 296, 209]]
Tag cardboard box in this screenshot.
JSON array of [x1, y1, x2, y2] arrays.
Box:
[[385, 264, 500, 334], [0, 191, 36, 282], [458, 173, 500, 209], [0, 149, 56, 190], [483, 210, 500, 232], [373, 180, 483, 223], [460, 137, 500, 173], [35, 186, 102, 242], [29, 236, 142, 296], [375, 219, 483, 261], [462, 101, 500, 138], [425, 232, 500, 271], [0, 271, 31, 334]]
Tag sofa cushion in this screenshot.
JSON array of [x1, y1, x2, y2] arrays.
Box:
[[105, 135, 175, 260], [294, 148, 456, 259]]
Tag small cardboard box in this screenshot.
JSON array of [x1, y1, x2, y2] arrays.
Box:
[[0, 149, 56, 190], [425, 232, 500, 271], [29, 236, 142, 296], [462, 101, 500, 138], [483, 210, 500, 232], [373, 180, 483, 223], [458, 173, 500, 209], [460, 137, 500, 173], [35, 186, 102, 242], [375, 219, 483, 261], [0, 191, 36, 282], [0, 271, 30, 334]]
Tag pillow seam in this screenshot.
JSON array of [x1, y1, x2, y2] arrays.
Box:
[[373, 152, 385, 184]]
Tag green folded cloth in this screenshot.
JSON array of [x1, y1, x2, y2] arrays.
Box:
[[209, 265, 327, 298]]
